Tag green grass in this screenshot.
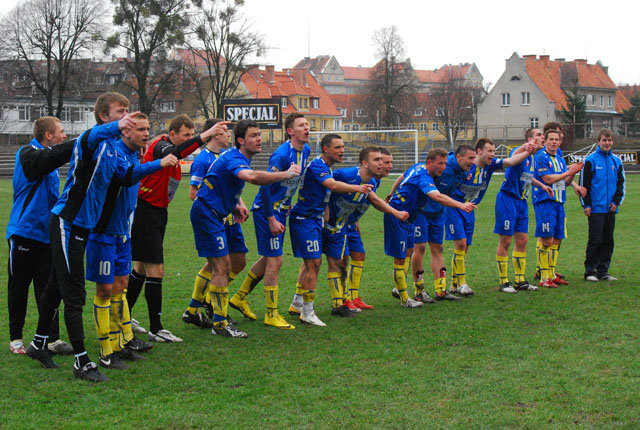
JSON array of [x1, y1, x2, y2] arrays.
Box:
[[1, 174, 639, 429]]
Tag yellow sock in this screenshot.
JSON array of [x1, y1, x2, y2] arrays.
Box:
[[93, 296, 112, 357], [301, 288, 316, 314], [264, 285, 278, 318], [496, 255, 509, 285], [450, 254, 458, 289], [453, 249, 466, 286], [414, 278, 425, 296], [121, 290, 134, 343], [435, 277, 446, 296], [536, 240, 541, 273], [403, 256, 411, 275], [512, 251, 527, 284], [109, 294, 123, 352], [209, 285, 229, 325], [539, 245, 551, 281], [347, 260, 364, 301], [327, 272, 344, 308], [228, 271, 237, 284], [236, 270, 262, 301], [550, 244, 559, 279], [187, 268, 211, 314], [393, 263, 409, 302]]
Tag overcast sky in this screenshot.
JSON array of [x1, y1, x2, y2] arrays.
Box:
[[2, 0, 639, 87]]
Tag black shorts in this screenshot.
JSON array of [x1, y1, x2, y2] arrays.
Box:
[[131, 199, 168, 263]]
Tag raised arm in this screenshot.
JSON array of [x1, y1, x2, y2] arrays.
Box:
[[428, 190, 476, 213], [368, 191, 409, 221], [237, 162, 300, 186], [19, 140, 75, 181], [321, 178, 373, 195]]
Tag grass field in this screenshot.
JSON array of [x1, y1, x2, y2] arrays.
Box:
[[1, 173, 639, 429]]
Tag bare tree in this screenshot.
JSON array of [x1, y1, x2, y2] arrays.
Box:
[[184, 0, 265, 118], [0, 0, 106, 117], [428, 67, 485, 149], [104, 0, 192, 115], [364, 26, 419, 127]]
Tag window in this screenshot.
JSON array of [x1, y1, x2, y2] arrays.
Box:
[[71, 107, 81, 122], [304, 98, 308, 109], [602, 120, 610, 129], [334, 119, 341, 130], [600, 96, 604, 106], [592, 94, 597, 106], [108, 75, 119, 85], [339, 108, 347, 117], [501, 93, 511, 106], [356, 109, 366, 117], [530, 117, 539, 128], [18, 106, 30, 121], [344, 124, 351, 131], [321, 119, 326, 130], [60, 107, 71, 122], [510, 75, 521, 81], [435, 107, 445, 117], [352, 124, 360, 131], [414, 108, 423, 117], [310, 119, 316, 128], [298, 98, 303, 109], [521, 92, 530, 105], [93, 76, 102, 84], [312, 98, 319, 109], [608, 96, 613, 107], [432, 123, 440, 132], [419, 123, 428, 131], [160, 101, 176, 112], [281, 97, 288, 108]]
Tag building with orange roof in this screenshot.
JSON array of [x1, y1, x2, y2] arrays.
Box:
[[478, 52, 630, 141]]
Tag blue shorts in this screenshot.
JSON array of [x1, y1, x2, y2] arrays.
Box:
[[226, 223, 248, 254], [253, 210, 286, 257], [494, 191, 529, 236], [384, 213, 412, 259], [290, 217, 323, 259], [413, 212, 445, 245], [407, 224, 415, 250], [346, 224, 365, 255], [534, 200, 566, 239], [322, 228, 348, 260], [445, 207, 476, 245], [191, 199, 228, 258], [86, 234, 131, 284]]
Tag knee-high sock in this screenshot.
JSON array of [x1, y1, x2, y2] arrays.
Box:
[[403, 256, 411, 277], [109, 294, 123, 352], [209, 284, 229, 324], [188, 268, 211, 314], [393, 263, 410, 302], [302, 288, 315, 313], [535, 240, 541, 273], [435, 277, 446, 296], [549, 244, 559, 279], [347, 260, 364, 300], [126, 269, 145, 311], [121, 291, 134, 343], [292, 282, 304, 307], [264, 285, 278, 318], [539, 245, 551, 281], [414, 270, 425, 296], [144, 277, 163, 334], [93, 296, 112, 357], [453, 249, 467, 286], [512, 251, 527, 284], [496, 255, 509, 285], [327, 272, 344, 308], [235, 270, 262, 301]]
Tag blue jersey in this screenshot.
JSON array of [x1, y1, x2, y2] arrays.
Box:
[[196, 147, 252, 219], [290, 155, 332, 220], [389, 163, 439, 222], [499, 148, 534, 200], [420, 152, 467, 218], [52, 122, 159, 229], [533, 149, 567, 204], [252, 140, 311, 216], [324, 167, 378, 233], [452, 158, 503, 204], [190, 148, 233, 225], [348, 177, 381, 226]]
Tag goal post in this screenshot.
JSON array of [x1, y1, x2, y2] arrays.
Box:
[[309, 129, 420, 174]]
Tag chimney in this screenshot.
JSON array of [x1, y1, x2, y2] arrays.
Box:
[[265, 65, 275, 83], [555, 58, 565, 62], [574, 59, 587, 65], [540, 55, 550, 66], [523, 55, 537, 59], [292, 68, 306, 87]]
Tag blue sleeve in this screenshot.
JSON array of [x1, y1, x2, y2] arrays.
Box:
[[115, 158, 162, 185], [228, 155, 252, 178], [190, 158, 206, 187], [84, 121, 120, 151], [535, 154, 549, 176], [259, 186, 274, 217], [312, 163, 332, 185], [492, 158, 504, 172], [419, 174, 438, 195]]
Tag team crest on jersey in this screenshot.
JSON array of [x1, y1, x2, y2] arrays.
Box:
[[466, 173, 472, 180], [549, 161, 553, 168], [320, 172, 329, 177]]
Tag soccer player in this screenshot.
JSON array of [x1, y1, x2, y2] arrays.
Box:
[[25, 93, 163, 382], [341, 146, 395, 310], [229, 113, 311, 329], [183, 118, 248, 328], [532, 129, 583, 288], [127, 114, 210, 342], [323, 147, 409, 317], [6, 116, 73, 356], [288, 134, 373, 326], [580, 128, 625, 282], [494, 128, 552, 293], [445, 137, 536, 295], [387, 147, 476, 305], [191, 119, 301, 337], [86, 112, 188, 370]]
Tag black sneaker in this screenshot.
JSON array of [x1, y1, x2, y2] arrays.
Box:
[[434, 291, 462, 301], [391, 288, 401, 299], [330, 305, 355, 317], [414, 291, 436, 304], [211, 322, 248, 338], [26, 342, 59, 369], [115, 348, 145, 361], [202, 301, 214, 320], [124, 336, 153, 352], [182, 311, 214, 328], [74, 361, 108, 382], [514, 281, 538, 291], [99, 353, 129, 370], [499, 282, 517, 293]]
